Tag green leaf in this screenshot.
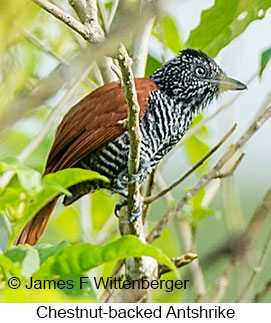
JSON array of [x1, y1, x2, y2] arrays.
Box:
[[259, 46, 271, 77], [61, 274, 96, 298], [5, 245, 40, 277], [145, 55, 162, 77], [9, 168, 108, 244], [184, 114, 210, 175], [0, 255, 21, 276], [34, 236, 176, 279], [35, 241, 70, 264], [184, 136, 210, 175], [0, 186, 23, 214], [189, 189, 215, 222], [161, 15, 183, 54], [49, 206, 81, 243], [92, 191, 118, 231], [24, 168, 107, 217], [186, 0, 271, 57], [0, 157, 42, 191]]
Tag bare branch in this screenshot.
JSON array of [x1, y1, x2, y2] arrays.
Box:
[[158, 253, 198, 276], [144, 123, 237, 205], [117, 44, 158, 281], [208, 262, 236, 302], [84, 0, 105, 41], [131, 0, 157, 77], [142, 168, 157, 222], [147, 104, 271, 243], [68, 0, 115, 83], [69, 0, 86, 23], [32, 0, 104, 42], [1, 5, 157, 136], [117, 44, 142, 223], [237, 189, 271, 302], [202, 188, 271, 302], [253, 279, 271, 302], [24, 30, 97, 89], [107, 0, 120, 31], [154, 172, 206, 300], [245, 188, 271, 239]]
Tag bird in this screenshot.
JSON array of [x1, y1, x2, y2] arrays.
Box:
[[16, 48, 247, 245]]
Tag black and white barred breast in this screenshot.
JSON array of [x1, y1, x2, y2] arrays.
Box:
[[63, 90, 193, 205]]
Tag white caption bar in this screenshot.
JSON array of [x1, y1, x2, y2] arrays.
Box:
[[1, 303, 270, 322]]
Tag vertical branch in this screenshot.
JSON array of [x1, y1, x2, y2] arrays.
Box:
[[117, 43, 157, 280], [117, 44, 142, 222]]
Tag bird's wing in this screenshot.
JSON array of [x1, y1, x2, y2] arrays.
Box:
[[45, 78, 157, 174]]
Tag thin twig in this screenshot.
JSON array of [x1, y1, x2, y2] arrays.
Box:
[[203, 188, 271, 302], [154, 172, 206, 300], [23, 30, 97, 89], [144, 123, 237, 205], [96, 0, 109, 33], [208, 262, 236, 302], [237, 189, 271, 302], [147, 104, 271, 243], [142, 168, 157, 222], [253, 279, 271, 302], [179, 219, 207, 301], [68, 0, 86, 23], [158, 253, 198, 276], [107, 0, 120, 31]]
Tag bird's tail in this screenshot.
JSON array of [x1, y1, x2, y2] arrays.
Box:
[[15, 198, 58, 246]]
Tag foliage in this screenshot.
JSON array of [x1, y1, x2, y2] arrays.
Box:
[[186, 0, 271, 57], [0, 161, 108, 246], [259, 46, 271, 77], [0, 236, 174, 301]]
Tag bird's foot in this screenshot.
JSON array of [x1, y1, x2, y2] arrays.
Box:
[[123, 200, 142, 224], [114, 199, 142, 224], [127, 173, 142, 185], [114, 199, 127, 218], [115, 171, 128, 189]]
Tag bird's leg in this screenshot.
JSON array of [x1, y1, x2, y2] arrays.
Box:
[[113, 158, 150, 221]]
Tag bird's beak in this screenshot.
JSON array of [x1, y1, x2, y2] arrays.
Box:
[[218, 75, 247, 92]]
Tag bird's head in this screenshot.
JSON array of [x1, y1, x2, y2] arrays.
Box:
[[151, 48, 247, 113]]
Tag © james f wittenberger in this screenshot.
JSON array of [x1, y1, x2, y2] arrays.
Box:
[[8, 276, 189, 293]]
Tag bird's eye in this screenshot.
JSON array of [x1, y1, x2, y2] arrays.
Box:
[[195, 66, 206, 77]]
